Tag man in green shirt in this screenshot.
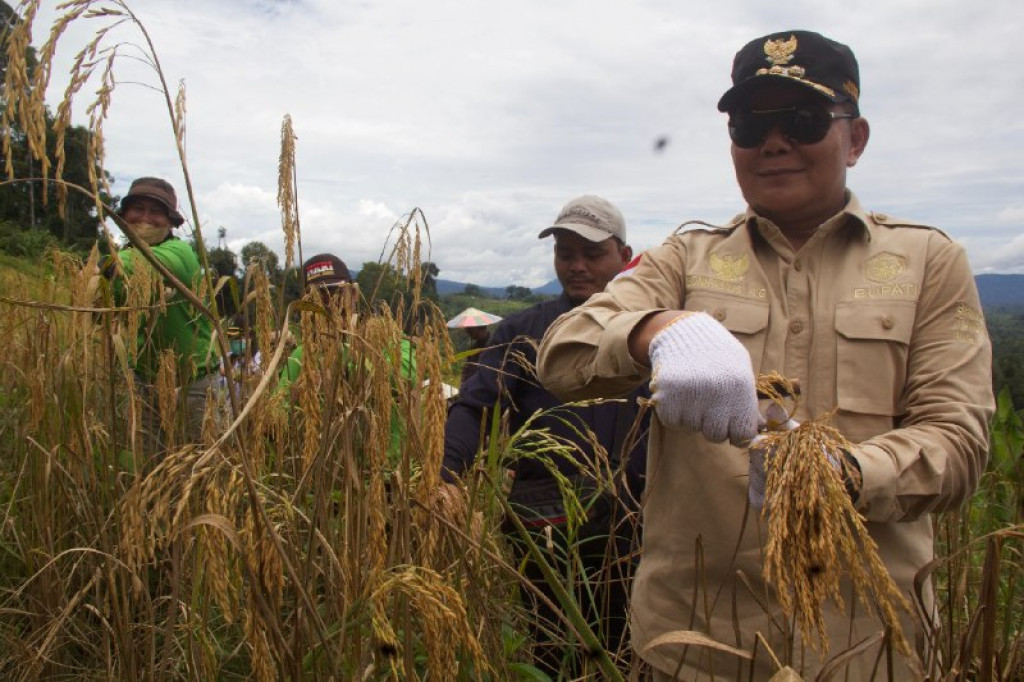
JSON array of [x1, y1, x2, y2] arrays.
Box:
[[106, 177, 216, 447], [279, 253, 359, 387], [279, 253, 416, 462]]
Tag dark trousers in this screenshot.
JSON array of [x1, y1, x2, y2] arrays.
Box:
[[504, 481, 638, 678]]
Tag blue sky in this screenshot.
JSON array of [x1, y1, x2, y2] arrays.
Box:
[[30, 0, 1024, 286]]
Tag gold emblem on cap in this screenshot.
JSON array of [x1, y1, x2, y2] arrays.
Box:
[[709, 252, 749, 282], [864, 252, 906, 284], [763, 35, 798, 66], [756, 34, 836, 98]]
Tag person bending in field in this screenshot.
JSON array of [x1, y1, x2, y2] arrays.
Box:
[[442, 195, 649, 676], [278, 253, 416, 464], [102, 177, 216, 450]]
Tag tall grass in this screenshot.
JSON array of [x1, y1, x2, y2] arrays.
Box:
[[1, 2, 1022, 680], [0, 246, 526, 680], [0, 245, 642, 679]]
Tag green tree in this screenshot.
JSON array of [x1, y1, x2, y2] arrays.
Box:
[[464, 283, 481, 297], [420, 261, 439, 298], [357, 261, 407, 312], [988, 309, 1024, 409], [208, 246, 239, 314], [281, 265, 303, 304], [207, 246, 238, 279], [505, 284, 532, 301], [240, 241, 281, 280]]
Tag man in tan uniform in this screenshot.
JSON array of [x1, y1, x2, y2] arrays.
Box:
[[537, 30, 993, 680]]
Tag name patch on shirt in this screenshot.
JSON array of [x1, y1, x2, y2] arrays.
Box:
[[853, 283, 919, 300], [853, 252, 918, 299], [686, 275, 767, 299], [954, 302, 984, 344]]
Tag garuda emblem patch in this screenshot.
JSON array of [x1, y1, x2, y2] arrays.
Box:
[[709, 252, 749, 282], [763, 35, 798, 67], [864, 252, 906, 283]]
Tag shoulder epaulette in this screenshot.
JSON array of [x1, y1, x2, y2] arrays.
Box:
[[868, 212, 952, 241], [673, 214, 746, 236]]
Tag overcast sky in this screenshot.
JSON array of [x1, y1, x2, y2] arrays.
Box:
[[28, 0, 1024, 287]]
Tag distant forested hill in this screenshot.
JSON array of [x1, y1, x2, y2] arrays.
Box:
[[976, 274, 1024, 309], [439, 274, 1023, 306]]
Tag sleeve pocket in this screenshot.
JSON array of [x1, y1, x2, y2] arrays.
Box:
[[835, 300, 915, 416]]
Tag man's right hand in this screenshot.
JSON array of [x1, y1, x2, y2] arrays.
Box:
[[648, 311, 759, 446]]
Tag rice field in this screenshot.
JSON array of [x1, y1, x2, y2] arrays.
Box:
[[2, 2, 1023, 680]]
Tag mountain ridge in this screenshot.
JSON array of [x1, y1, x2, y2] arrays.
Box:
[[437, 273, 1024, 308]]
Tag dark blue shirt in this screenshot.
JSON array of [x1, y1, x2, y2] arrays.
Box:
[[443, 293, 648, 493]]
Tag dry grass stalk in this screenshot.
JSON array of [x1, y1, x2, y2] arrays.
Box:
[[24, 316, 50, 432], [116, 250, 158, 367], [296, 297, 326, 472], [55, 16, 122, 213], [2, 1, 122, 214], [67, 248, 102, 376], [363, 314, 399, 575], [277, 115, 298, 269], [154, 349, 177, 441], [244, 605, 278, 682], [414, 322, 452, 555], [370, 566, 490, 679], [407, 213, 425, 312], [393, 220, 410, 281], [2, 1, 48, 175], [205, 468, 244, 621], [756, 372, 910, 656], [249, 265, 274, 378]]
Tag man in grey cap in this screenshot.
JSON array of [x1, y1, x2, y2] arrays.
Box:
[[442, 195, 648, 676]]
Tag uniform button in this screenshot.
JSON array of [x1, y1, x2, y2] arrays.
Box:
[[881, 316, 894, 330], [793, 260, 803, 272], [789, 320, 804, 334], [713, 308, 726, 322]]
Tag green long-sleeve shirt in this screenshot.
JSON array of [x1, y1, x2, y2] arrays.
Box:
[[112, 238, 214, 382], [278, 336, 417, 462]]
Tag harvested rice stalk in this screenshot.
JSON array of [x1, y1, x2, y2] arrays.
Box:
[[755, 372, 910, 656]]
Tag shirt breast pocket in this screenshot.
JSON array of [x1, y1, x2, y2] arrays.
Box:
[[835, 301, 915, 416], [684, 293, 770, 375]]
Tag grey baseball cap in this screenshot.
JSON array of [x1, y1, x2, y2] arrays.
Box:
[[537, 195, 627, 242]]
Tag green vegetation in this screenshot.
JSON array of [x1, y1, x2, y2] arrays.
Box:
[[989, 308, 1024, 409]]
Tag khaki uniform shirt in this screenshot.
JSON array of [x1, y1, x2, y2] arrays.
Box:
[[537, 194, 994, 680]]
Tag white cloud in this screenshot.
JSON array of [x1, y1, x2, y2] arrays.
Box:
[[972, 232, 1024, 273], [28, 0, 1024, 285], [995, 206, 1024, 224]]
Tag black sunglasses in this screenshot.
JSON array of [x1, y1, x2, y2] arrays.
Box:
[[728, 104, 855, 148]]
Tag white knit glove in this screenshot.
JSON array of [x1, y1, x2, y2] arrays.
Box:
[[648, 312, 759, 446], [748, 403, 800, 508]]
